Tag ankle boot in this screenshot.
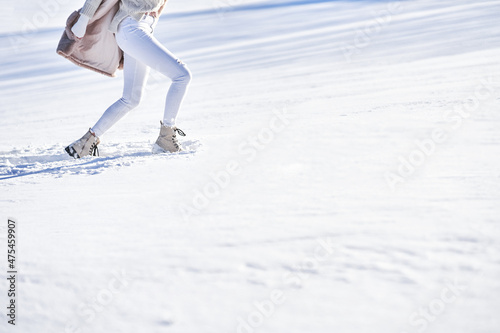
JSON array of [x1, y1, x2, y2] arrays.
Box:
[[153, 121, 186, 153], [65, 129, 100, 158]]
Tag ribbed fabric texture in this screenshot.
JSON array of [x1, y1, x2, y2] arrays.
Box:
[[109, 11, 143, 33], [80, 0, 103, 18], [79, 0, 166, 33]]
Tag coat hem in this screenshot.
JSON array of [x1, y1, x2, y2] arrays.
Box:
[[57, 50, 116, 78]]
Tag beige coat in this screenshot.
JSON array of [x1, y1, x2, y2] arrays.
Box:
[[56, 0, 123, 77]]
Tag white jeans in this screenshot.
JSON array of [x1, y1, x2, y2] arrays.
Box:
[[92, 15, 192, 137]]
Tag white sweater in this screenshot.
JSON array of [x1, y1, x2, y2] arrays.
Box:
[[80, 0, 166, 33]]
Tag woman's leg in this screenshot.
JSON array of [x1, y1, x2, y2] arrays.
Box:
[[115, 17, 192, 127], [91, 53, 150, 137]]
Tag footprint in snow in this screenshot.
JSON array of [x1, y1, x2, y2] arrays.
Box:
[[0, 140, 202, 181]]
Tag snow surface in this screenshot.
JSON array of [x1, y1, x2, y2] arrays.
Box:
[[1, 0, 500, 332]]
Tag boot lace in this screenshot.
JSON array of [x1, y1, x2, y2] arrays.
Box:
[[175, 128, 186, 137], [172, 128, 186, 150], [89, 142, 99, 157]]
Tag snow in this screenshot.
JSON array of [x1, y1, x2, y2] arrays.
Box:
[[1, 0, 500, 332]]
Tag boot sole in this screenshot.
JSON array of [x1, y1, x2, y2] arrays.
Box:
[[152, 143, 182, 154], [65, 146, 80, 159]]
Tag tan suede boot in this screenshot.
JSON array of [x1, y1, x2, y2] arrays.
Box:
[[153, 121, 186, 153], [65, 129, 100, 159]]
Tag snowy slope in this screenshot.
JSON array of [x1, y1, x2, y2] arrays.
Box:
[[1, 0, 500, 332]]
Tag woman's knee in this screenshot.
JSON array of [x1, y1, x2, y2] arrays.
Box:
[[173, 61, 192, 85], [121, 88, 144, 109]]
